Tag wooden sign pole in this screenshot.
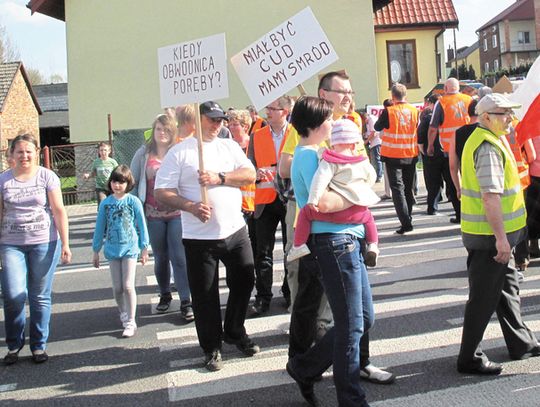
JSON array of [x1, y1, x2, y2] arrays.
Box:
[[194, 103, 208, 204], [297, 84, 307, 96]]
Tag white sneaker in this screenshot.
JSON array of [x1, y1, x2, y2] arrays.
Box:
[[360, 363, 395, 384], [119, 312, 129, 328], [122, 321, 137, 338], [364, 243, 380, 268], [287, 244, 311, 262]]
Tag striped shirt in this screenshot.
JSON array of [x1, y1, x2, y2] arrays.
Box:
[[474, 141, 504, 194]]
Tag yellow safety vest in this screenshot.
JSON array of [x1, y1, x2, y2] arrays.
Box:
[[461, 126, 526, 235]]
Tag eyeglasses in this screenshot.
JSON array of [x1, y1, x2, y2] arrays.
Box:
[[487, 111, 512, 118], [323, 89, 355, 97], [266, 106, 284, 111]]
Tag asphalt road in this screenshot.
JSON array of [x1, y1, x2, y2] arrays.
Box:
[[1, 180, 540, 407]]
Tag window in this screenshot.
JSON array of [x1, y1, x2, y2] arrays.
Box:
[[492, 35, 497, 48], [494, 59, 499, 71], [518, 31, 530, 44], [483, 39, 488, 52], [386, 40, 419, 88], [485, 62, 490, 72]]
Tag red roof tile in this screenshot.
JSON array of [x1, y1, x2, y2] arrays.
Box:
[[374, 0, 459, 29]]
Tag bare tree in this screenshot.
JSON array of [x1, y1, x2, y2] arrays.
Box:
[[0, 23, 20, 63], [25, 67, 45, 85], [49, 73, 64, 83]]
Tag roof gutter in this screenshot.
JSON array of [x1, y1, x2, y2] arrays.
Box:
[[435, 28, 445, 82]]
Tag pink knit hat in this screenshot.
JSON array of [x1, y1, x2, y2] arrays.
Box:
[[330, 119, 362, 146]]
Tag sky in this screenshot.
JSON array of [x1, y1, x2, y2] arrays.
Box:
[[0, 0, 518, 83]]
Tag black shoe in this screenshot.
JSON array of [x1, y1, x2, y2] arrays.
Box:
[[224, 334, 260, 356], [3, 344, 24, 366], [204, 350, 223, 372], [249, 299, 269, 317], [286, 361, 319, 407], [156, 293, 172, 313], [31, 351, 49, 364], [511, 345, 540, 360], [180, 300, 195, 322], [457, 359, 502, 375], [450, 217, 460, 224], [395, 225, 413, 235]]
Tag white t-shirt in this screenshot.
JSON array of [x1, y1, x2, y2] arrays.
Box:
[[154, 136, 254, 239], [366, 114, 382, 147]]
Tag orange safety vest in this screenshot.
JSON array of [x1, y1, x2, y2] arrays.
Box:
[[253, 124, 289, 205], [506, 119, 530, 190], [380, 103, 419, 159], [239, 144, 256, 212], [438, 93, 472, 152], [250, 117, 267, 135], [343, 111, 363, 129]]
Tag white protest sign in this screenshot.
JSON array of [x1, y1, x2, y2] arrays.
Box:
[[367, 103, 424, 118], [158, 33, 229, 107], [231, 7, 338, 111]]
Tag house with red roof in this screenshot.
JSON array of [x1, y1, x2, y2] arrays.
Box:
[[373, 0, 458, 102]]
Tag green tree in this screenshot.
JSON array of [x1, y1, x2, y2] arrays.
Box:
[[468, 65, 476, 80], [449, 68, 457, 79], [458, 63, 468, 80]]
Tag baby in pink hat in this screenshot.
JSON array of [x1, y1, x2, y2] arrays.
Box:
[[288, 119, 380, 266]]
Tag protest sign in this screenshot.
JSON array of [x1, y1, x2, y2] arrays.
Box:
[[158, 33, 229, 108], [367, 103, 424, 118], [231, 7, 338, 110]]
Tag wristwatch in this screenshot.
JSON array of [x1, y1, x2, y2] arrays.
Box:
[[218, 172, 226, 185]]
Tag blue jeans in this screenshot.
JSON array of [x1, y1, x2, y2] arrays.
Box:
[[369, 145, 383, 180], [147, 217, 190, 301], [289, 233, 373, 407], [0, 240, 61, 352]]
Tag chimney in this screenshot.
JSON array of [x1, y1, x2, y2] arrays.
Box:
[[447, 46, 455, 61]]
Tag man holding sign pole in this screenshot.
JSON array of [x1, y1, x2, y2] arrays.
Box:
[[154, 101, 259, 371]]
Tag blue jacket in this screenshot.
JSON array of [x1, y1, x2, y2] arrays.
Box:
[[92, 194, 149, 259]]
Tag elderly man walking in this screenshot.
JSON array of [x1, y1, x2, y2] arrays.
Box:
[[457, 94, 539, 375], [155, 101, 260, 372]]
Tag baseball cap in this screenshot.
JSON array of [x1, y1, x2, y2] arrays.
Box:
[[331, 119, 362, 146], [199, 101, 229, 120], [476, 93, 521, 115]]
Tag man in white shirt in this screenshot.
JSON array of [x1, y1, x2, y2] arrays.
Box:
[[155, 101, 259, 372]]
